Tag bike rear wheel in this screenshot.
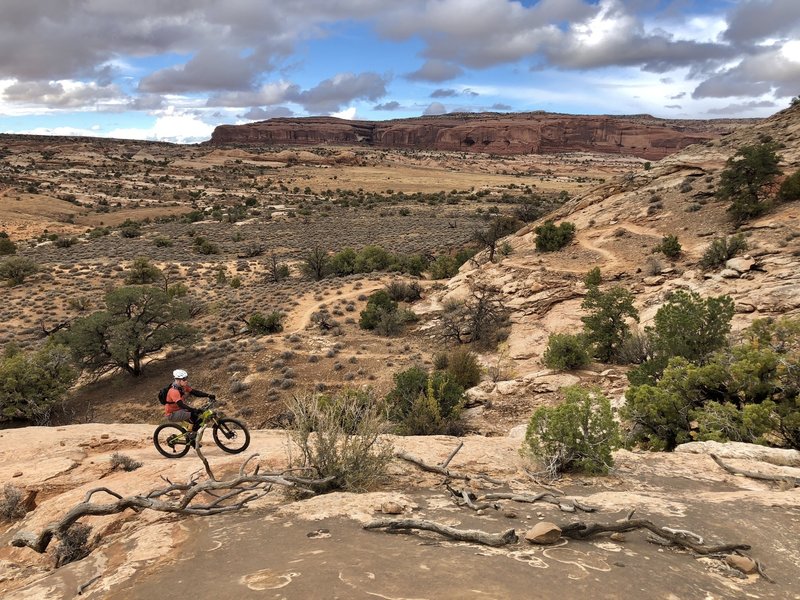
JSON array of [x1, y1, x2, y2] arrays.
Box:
[[154, 423, 192, 458], [212, 418, 250, 454]]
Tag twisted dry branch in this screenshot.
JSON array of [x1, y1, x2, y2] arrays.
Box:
[[11, 457, 334, 555]]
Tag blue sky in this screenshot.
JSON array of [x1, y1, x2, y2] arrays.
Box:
[[0, 0, 799, 143]]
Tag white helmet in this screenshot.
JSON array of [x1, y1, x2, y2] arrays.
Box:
[[173, 369, 188, 379]]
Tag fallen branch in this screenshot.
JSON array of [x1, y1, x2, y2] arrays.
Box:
[[710, 454, 799, 487], [559, 519, 749, 555], [12, 458, 334, 555], [364, 518, 517, 547], [395, 444, 505, 485], [483, 492, 597, 513]]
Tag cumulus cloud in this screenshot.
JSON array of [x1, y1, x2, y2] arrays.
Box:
[[491, 102, 512, 110], [406, 59, 463, 82], [293, 72, 389, 114], [374, 100, 401, 110], [431, 88, 458, 98], [2, 80, 125, 108], [207, 82, 301, 108], [723, 0, 800, 45], [692, 47, 800, 99], [423, 101, 447, 115], [706, 100, 778, 115], [240, 106, 294, 120], [139, 48, 263, 93]]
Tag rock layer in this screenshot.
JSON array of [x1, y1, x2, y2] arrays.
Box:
[[209, 113, 754, 160]]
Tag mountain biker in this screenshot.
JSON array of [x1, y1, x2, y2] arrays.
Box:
[[164, 369, 215, 436]]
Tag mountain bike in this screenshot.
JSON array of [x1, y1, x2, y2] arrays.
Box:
[[153, 399, 250, 458]]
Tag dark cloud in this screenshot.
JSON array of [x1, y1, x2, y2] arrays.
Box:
[[206, 83, 302, 107], [374, 100, 401, 110], [431, 88, 458, 98], [669, 92, 686, 100], [139, 48, 262, 93], [723, 0, 800, 45], [491, 103, 512, 110], [240, 106, 294, 120], [128, 95, 166, 111], [293, 72, 389, 113], [422, 101, 447, 116], [692, 49, 800, 99], [405, 60, 463, 82], [706, 100, 777, 115], [664, 104, 682, 109]]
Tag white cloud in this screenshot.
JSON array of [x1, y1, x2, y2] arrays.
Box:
[[331, 106, 357, 119]]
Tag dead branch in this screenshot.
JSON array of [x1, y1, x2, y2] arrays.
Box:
[[395, 444, 505, 486], [364, 519, 518, 547], [559, 519, 750, 555], [710, 454, 799, 487], [11, 457, 334, 555], [441, 441, 464, 469], [445, 483, 497, 511], [40, 318, 71, 337], [482, 492, 597, 513]]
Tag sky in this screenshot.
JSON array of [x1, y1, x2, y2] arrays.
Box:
[[0, 0, 799, 144]]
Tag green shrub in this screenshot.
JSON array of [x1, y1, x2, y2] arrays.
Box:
[[699, 234, 748, 270], [153, 236, 173, 248], [124, 257, 162, 284], [0, 256, 39, 285], [542, 333, 590, 370], [385, 367, 465, 435], [581, 286, 639, 363], [359, 290, 398, 331], [623, 318, 800, 451], [385, 280, 422, 302], [584, 267, 602, 287], [777, 169, 800, 203], [0, 344, 77, 423], [193, 236, 220, 255], [54, 237, 77, 248], [523, 386, 619, 476], [287, 390, 394, 492], [534, 220, 576, 251], [0, 235, 17, 256], [655, 235, 682, 258], [248, 311, 284, 334], [429, 255, 459, 279], [443, 347, 482, 389], [717, 142, 782, 224]]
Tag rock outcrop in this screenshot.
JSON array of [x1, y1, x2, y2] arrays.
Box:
[[209, 112, 755, 160]]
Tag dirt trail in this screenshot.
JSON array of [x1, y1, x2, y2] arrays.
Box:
[[283, 278, 390, 333]]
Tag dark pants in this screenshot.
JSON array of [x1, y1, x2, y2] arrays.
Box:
[[167, 408, 200, 431]]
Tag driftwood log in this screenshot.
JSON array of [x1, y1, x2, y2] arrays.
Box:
[[483, 492, 597, 513]]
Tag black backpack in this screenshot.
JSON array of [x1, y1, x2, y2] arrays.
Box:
[[157, 383, 173, 405]]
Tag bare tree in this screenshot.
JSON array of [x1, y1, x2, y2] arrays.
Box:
[[301, 245, 329, 281], [439, 281, 510, 347], [472, 216, 520, 262]]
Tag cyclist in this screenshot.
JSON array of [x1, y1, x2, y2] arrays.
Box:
[[164, 369, 215, 436]]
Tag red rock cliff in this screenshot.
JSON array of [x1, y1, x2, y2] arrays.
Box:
[[209, 112, 755, 160]]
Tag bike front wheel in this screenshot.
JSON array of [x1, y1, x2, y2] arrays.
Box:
[[212, 418, 250, 454], [153, 423, 192, 458]]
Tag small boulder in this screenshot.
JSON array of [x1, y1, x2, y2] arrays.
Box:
[[725, 554, 758, 574], [720, 268, 740, 279], [524, 522, 562, 545], [380, 501, 404, 515], [726, 256, 756, 273]]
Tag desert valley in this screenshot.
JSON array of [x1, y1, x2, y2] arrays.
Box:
[[1, 107, 799, 599]]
